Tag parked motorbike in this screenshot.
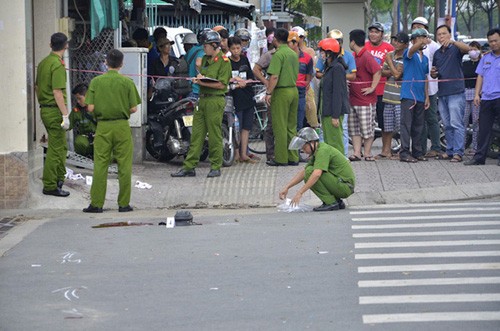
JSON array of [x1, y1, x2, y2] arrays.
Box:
[[222, 95, 238, 167], [146, 78, 204, 162]]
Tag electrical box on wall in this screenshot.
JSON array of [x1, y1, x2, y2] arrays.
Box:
[[58, 17, 75, 39]]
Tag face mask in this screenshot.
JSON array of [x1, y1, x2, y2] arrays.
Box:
[[469, 50, 480, 60]]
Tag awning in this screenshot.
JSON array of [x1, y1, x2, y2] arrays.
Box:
[[90, 0, 119, 39], [158, 0, 255, 19]]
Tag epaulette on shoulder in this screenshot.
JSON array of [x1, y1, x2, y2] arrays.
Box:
[[222, 55, 229, 62]]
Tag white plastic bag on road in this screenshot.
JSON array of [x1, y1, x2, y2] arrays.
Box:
[[135, 180, 152, 189], [277, 198, 313, 213]]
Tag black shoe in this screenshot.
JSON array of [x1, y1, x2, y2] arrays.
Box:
[[83, 205, 103, 213], [119, 205, 133, 212], [207, 169, 221, 178], [313, 202, 340, 212], [57, 180, 64, 189], [266, 159, 287, 166], [171, 169, 196, 177], [288, 161, 299, 166], [464, 159, 484, 166], [42, 188, 70, 197], [337, 199, 346, 210]]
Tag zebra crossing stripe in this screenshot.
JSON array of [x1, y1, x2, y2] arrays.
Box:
[[355, 239, 500, 248], [359, 293, 500, 304], [351, 201, 500, 210], [362, 311, 500, 323], [352, 220, 500, 229], [353, 229, 500, 238], [350, 206, 500, 215], [358, 277, 500, 287], [352, 214, 500, 222], [355, 251, 500, 259], [358, 263, 500, 273]]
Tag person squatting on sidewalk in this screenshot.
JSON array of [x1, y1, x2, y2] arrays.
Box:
[[36, 32, 71, 197], [279, 127, 355, 212], [83, 49, 141, 213], [465, 28, 500, 166]]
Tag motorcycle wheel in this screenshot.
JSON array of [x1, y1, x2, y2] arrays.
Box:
[[146, 129, 175, 162], [222, 124, 235, 167], [248, 107, 267, 155]]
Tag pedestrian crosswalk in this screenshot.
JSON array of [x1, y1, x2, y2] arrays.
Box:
[[351, 201, 500, 325]]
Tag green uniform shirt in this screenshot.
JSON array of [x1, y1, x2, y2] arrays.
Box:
[[308, 142, 356, 185], [69, 106, 96, 135], [36, 53, 67, 105], [199, 50, 232, 96], [85, 70, 141, 120], [267, 44, 299, 88]]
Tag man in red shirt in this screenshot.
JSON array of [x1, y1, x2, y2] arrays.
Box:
[[364, 22, 394, 156], [348, 29, 382, 161]]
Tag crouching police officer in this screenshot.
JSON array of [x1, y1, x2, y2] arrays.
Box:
[[171, 30, 231, 178], [279, 127, 356, 211]]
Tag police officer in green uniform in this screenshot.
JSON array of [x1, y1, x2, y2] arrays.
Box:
[[83, 49, 141, 213], [35, 32, 70, 197], [70, 84, 96, 158], [171, 30, 232, 178], [279, 127, 356, 211], [265, 28, 300, 166]]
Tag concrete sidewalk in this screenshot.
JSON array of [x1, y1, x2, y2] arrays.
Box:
[[28, 143, 500, 211]]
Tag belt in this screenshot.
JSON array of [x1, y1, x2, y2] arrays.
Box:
[[40, 104, 58, 108], [99, 118, 128, 121], [199, 94, 223, 98], [275, 86, 296, 89]]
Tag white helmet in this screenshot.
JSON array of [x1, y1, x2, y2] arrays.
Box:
[[291, 26, 307, 38], [411, 17, 429, 28], [289, 127, 319, 150]]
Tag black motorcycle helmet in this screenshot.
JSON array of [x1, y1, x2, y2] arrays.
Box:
[[197, 28, 212, 45], [204, 31, 222, 45]]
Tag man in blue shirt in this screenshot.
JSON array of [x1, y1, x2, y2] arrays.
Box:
[[465, 28, 500, 166], [399, 28, 430, 163], [183, 32, 205, 99], [431, 24, 470, 162]]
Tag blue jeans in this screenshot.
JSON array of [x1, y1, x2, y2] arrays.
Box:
[[342, 114, 349, 157], [438, 93, 466, 156], [297, 87, 306, 130]]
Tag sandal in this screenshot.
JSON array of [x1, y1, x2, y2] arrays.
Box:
[[438, 153, 451, 160], [450, 154, 462, 163], [400, 156, 418, 163], [240, 158, 258, 164], [375, 153, 390, 160], [349, 155, 362, 162], [364, 156, 376, 162], [248, 153, 261, 161]]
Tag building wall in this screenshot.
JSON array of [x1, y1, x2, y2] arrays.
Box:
[[322, 0, 364, 38]]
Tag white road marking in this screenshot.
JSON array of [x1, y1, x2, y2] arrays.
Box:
[[358, 263, 500, 273], [355, 239, 500, 248], [352, 220, 500, 229], [353, 229, 500, 238], [358, 277, 500, 287], [363, 311, 500, 323], [351, 206, 500, 215], [355, 250, 500, 259], [350, 201, 500, 210], [352, 214, 500, 222], [360, 293, 500, 304]]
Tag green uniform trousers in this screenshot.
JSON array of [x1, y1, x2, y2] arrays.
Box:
[[74, 135, 93, 158], [41, 107, 67, 190], [270, 87, 299, 164], [322, 115, 345, 155], [90, 120, 133, 208], [305, 165, 353, 205], [184, 96, 224, 170]]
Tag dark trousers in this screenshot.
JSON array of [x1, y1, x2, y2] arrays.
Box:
[[473, 98, 500, 163], [400, 98, 425, 159], [376, 95, 385, 130]]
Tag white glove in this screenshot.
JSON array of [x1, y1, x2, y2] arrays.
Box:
[[61, 115, 70, 130]]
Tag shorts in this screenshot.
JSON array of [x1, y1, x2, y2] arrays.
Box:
[[383, 103, 401, 133], [236, 106, 254, 131], [348, 104, 375, 139]]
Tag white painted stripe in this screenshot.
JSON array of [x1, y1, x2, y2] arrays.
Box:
[[350, 201, 500, 210], [358, 263, 500, 273], [355, 251, 500, 259], [353, 229, 500, 238], [351, 206, 500, 215], [352, 220, 500, 229], [359, 293, 500, 304], [358, 277, 500, 287], [363, 311, 500, 324], [352, 214, 500, 222], [355, 239, 500, 248]]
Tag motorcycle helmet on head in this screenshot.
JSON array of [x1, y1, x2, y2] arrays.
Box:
[[292, 26, 307, 38], [327, 29, 343, 40], [289, 127, 320, 150], [204, 31, 222, 45], [234, 28, 251, 41], [319, 38, 340, 53], [183, 33, 198, 45], [197, 28, 212, 44], [411, 17, 429, 29]]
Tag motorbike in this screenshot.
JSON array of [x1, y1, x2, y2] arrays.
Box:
[[146, 78, 206, 162], [221, 95, 238, 167]]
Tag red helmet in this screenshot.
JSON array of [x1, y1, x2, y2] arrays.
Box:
[[319, 38, 340, 53]]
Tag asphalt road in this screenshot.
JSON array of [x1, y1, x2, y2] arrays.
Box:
[[1, 202, 499, 330]]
